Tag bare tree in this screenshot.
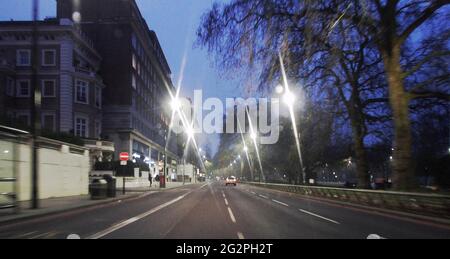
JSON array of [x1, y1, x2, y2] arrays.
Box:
[[197, 0, 390, 188], [198, 0, 450, 190]]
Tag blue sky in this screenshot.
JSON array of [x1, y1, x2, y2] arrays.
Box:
[[0, 0, 240, 152]]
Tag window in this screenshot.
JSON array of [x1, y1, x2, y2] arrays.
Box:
[[16, 112, 30, 126], [131, 33, 137, 50], [16, 49, 31, 66], [42, 80, 56, 97], [132, 74, 137, 89], [42, 49, 56, 66], [75, 116, 88, 138], [6, 77, 15, 96], [17, 80, 30, 97], [42, 112, 56, 131], [132, 54, 137, 70], [94, 120, 101, 138], [95, 86, 101, 108], [75, 80, 88, 104]]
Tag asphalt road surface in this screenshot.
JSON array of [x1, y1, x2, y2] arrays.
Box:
[[0, 182, 449, 239]]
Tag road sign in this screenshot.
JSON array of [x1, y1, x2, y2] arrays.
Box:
[[120, 161, 127, 166], [120, 152, 129, 161]]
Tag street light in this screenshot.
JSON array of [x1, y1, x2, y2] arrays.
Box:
[[170, 97, 181, 111], [275, 84, 284, 94], [186, 126, 194, 139], [282, 90, 296, 107]]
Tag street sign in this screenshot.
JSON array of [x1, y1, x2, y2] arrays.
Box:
[[120, 161, 127, 166], [120, 152, 129, 161]]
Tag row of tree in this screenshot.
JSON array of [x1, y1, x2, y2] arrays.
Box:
[[197, 0, 450, 190]]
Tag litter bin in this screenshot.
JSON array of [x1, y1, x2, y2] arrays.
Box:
[[103, 175, 117, 198], [90, 179, 107, 200]]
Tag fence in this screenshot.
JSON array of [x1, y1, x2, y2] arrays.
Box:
[[245, 182, 450, 219]]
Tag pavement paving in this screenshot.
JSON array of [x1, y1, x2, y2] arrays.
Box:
[[0, 181, 196, 226]]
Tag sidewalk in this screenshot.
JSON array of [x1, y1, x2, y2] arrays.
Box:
[[0, 181, 196, 226]]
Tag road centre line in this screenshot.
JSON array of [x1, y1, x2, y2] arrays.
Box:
[[298, 209, 340, 225], [272, 199, 289, 207], [228, 207, 237, 223]]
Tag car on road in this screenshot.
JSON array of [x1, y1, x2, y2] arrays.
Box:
[[225, 176, 237, 186]]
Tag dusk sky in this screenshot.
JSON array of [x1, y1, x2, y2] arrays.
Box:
[[0, 0, 241, 153]]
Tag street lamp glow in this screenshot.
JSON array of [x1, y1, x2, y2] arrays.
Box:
[[186, 126, 194, 139], [282, 90, 296, 107], [250, 132, 257, 140], [170, 97, 181, 111], [243, 146, 248, 152], [275, 85, 284, 94]]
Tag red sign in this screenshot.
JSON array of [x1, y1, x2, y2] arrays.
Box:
[[119, 152, 129, 161]]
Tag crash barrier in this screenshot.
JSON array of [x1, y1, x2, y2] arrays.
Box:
[[244, 182, 450, 219]]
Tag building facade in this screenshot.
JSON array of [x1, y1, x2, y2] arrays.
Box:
[[0, 18, 104, 139], [56, 0, 179, 177]]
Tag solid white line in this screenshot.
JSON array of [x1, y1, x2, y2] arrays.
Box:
[[228, 207, 237, 223], [237, 232, 245, 239], [88, 194, 187, 239], [272, 199, 289, 207], [224, 198, 229, 206], [259, 194, 269, 199], [299, 209, 340, 225]]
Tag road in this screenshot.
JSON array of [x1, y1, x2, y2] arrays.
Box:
[[0, 182, 449, 239]]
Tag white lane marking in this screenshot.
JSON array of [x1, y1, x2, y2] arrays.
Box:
[[272, 199, 289, 207], [13, 231, 37, 239], [88, 194, 187, 239], [67, 234, 81, 239], [298, 209, 340, 225], [228, 207, 237, 223], [222, 192, 226, 199], [259, 194, 269, 199], [251, 191, 256, 195], [237, 232, 245, 239], [367, 234, 387, 239], [29, 231, 56, 239], [224, 198, 229, 206]]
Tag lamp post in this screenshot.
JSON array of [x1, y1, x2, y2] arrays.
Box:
[[31, 0, 41, 209], [278, 87, 306, 185]]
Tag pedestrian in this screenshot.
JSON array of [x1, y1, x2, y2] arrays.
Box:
[[149, 173, 153, 188]]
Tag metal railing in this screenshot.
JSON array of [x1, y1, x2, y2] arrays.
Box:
[[245, 182, 450, 219]]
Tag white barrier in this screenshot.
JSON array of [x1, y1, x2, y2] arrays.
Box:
[[0, 137, 90, 201]]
